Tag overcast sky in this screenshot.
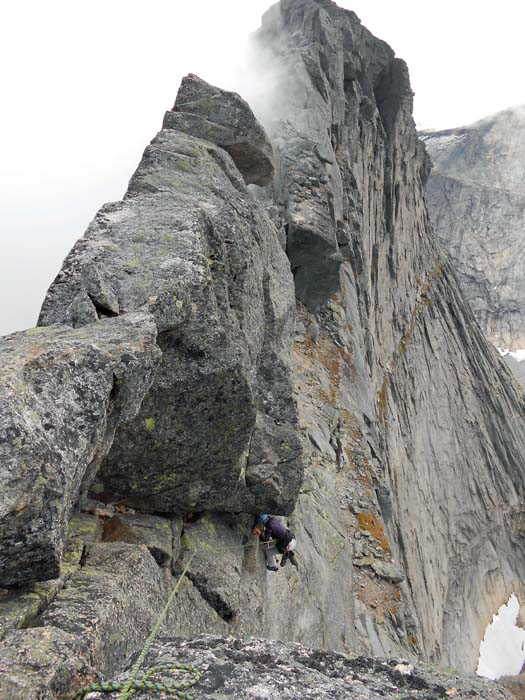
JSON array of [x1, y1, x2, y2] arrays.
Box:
[[1, 0, 525, 336]]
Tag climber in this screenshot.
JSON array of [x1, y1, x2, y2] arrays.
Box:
[[251, 514, 298, 572]]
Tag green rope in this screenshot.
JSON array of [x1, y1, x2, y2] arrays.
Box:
[[74, 662, 201, 699], [75, 554, 196, 700], [118, 553, 196, 700], [73, 537, 281, 699]]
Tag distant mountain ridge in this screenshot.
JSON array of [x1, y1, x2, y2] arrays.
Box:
[[422, 105, 525, 350]]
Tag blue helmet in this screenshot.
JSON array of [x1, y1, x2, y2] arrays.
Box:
[[256, 514, 269, 525]]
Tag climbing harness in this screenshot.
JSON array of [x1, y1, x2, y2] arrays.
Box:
[[74, 538, 280, 699]]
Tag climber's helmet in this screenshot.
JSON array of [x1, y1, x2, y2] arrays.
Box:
[[251, 514, 269, 536]]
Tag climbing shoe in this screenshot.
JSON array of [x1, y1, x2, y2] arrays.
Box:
[[289, 552, 298, 569], [266, 565, 279, 572], [280, 552, 289, 567]]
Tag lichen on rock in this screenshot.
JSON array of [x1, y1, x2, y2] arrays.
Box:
[[0, 313, 160, 587], [38, 94, 303, 516], [164, 73, 275, 186]]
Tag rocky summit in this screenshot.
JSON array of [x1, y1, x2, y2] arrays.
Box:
[[1, 1, 525, 699], [38, 81, 302, 518], [164, 73, 276, 186]]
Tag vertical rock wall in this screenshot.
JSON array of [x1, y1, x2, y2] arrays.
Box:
[[255, 0, 525, 669]]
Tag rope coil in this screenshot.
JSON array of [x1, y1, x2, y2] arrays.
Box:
[[75, 663, 200, 699]]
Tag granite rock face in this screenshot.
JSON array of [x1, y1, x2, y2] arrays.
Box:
[[177, 506, 355, 652], [0, 313, 159, 587], [39, 85, 302, 515], [0, 540, 226, 700], [2, 0, 525, 692], [256, 0, 401, 312], [502, 354, 525, 387], [88, 636, 512, 700], [164, 73, 275, 186], [421, 106, 525, 350], [253, 0, 525, 670]]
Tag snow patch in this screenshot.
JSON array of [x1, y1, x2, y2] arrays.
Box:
[[497, 348, 525, 362], [477, 593, 525, 679]]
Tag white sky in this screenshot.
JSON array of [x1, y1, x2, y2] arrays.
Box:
[[1, 0, 525, 335]]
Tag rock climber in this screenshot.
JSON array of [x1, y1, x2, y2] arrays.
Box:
[[251, 514, 298, 572]]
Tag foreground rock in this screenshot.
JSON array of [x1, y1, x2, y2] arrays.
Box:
[[164, 73, 275, 185], [1, 627, 513, 699], [38, 81, 302, 515], [0, 313, 159, 587], [0, 542, 226, 700], [0, 508, 354, 698], [85, 636, 511, 700], [501, 672, 525, 699], [422, 106, 525, 350]]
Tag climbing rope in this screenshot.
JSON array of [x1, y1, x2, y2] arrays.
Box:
[[75, 662, 200, 699], [74, 538, 280, 699], [75, 554, 197, 700]]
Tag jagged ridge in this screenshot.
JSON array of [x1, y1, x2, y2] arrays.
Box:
[[1, 2, 525, 698]]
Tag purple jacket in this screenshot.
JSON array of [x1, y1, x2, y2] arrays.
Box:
[[262, 518, 293, 548]]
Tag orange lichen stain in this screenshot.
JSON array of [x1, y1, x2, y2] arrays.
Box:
[[316, 338, 348, 404], [429, 262, 444, 279], [356, 512, 389, 552], [354, 567, 400, 616], [102, 515, 134, 543], [340, 408, 352, 426], [346, 454, 375, 493], [397, 317, 415, 355], [377, 375, 389, 423], [379, 260, 444, 401], [375, 261, 443, 425]]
